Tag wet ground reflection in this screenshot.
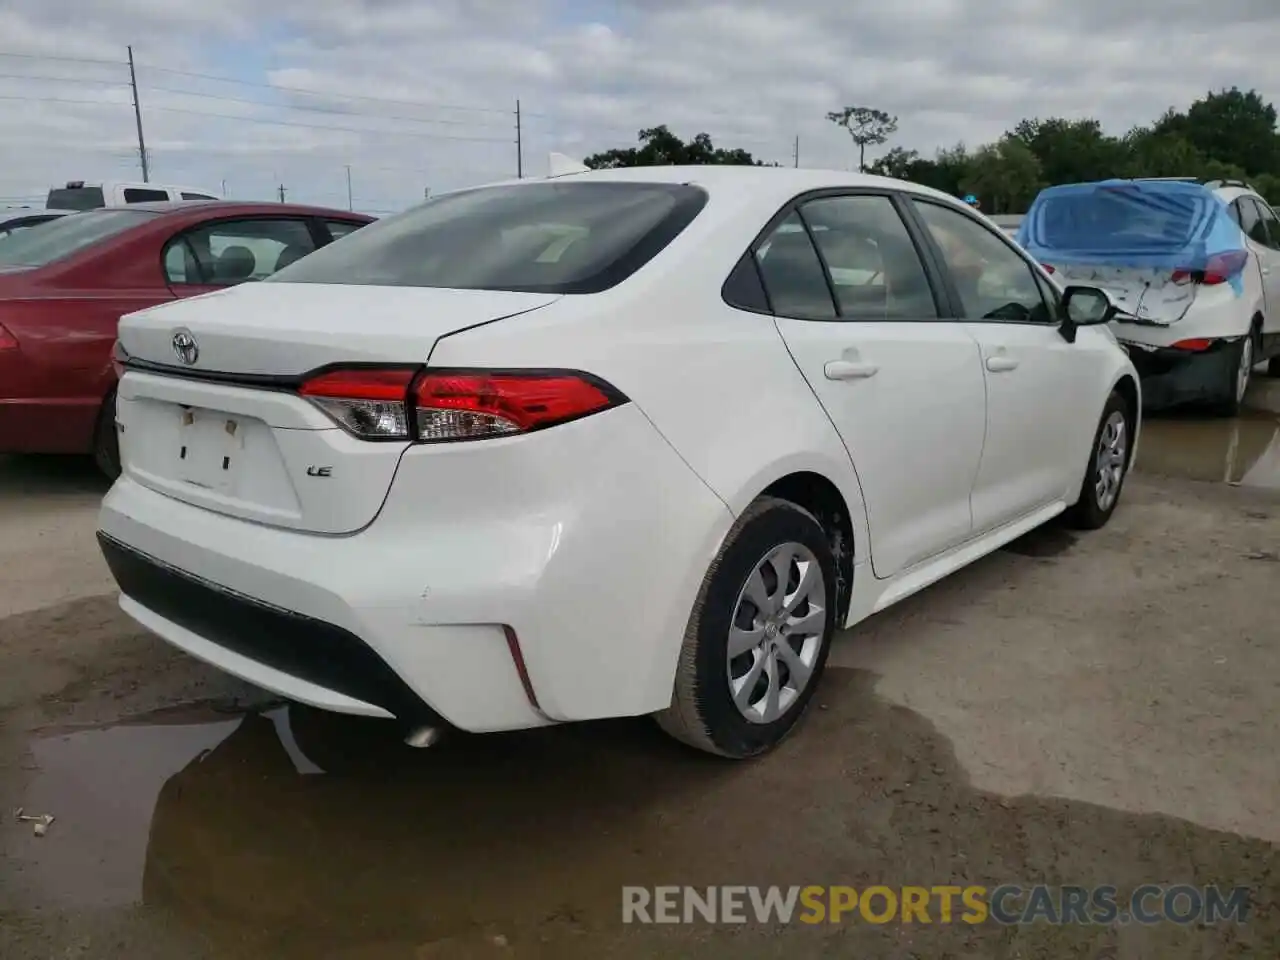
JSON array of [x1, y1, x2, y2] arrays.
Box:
[[10, 670, 1279, 958], [1137, 410, 1280, 489]]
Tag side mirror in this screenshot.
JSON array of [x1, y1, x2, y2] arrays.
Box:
[[1059, 285, 1118, 342]]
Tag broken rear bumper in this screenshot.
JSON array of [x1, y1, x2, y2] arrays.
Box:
[[1118, 338, 1241, 410]]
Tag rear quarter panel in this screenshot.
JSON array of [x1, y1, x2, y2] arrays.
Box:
[[423, 187, 871, 561]]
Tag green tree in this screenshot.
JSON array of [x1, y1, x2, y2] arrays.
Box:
[[960, 137, 1044, 213], [826, 106, 899, 172], [1010, 117, 1129, 184], [583, 126, 773, 168], [1155, 87, 1280, 177]]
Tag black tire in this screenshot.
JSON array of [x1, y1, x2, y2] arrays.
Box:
[[1065, 390, 1132, 530], [1213, 328, 1258, 417], [1268, 355, 1280, 378], [92, 388, 121, 481], [655, 497, 838, 758]]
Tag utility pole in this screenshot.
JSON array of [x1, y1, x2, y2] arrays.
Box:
[[345, 165, 353, 210], [127, 46, 149, 182], [277, 184, 286, 203], [793, 135, 799, 168], [515, 99, 523, 179]]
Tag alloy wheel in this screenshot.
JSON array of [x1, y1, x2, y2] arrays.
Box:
[[726, 542, 827, 724]]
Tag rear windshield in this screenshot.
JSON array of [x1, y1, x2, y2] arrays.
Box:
[[0, 209, 157, 268], [46, 186, 106, 211], [269, 181, 709, 293], [1024, 183, 1212, 253]]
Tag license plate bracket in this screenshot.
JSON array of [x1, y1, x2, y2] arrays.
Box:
[[176, 407, 242, 492]]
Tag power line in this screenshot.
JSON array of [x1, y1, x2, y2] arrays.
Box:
[[0, 50, 126, 67], [0, 72, 128, 86], [139, 84, 510, 129], [0, 93, 130, 107], [137, 62, 515, 116], [143, 103, 514, 142]]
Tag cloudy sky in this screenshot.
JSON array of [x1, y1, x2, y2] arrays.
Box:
[[1, 0, 1277, 215]]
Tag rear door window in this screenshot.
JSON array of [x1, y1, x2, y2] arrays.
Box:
[[181, 192, 218, 201], [1249, 198, 1280, 251], [799, 194, 939, 319], [1238, 199, 1267, 246], [163, 218, 318, 285], [268, 181, 708, 294]]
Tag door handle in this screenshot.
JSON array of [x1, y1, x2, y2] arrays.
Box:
[[824, 360, 879, 380], [985, 355, 1019, 372]]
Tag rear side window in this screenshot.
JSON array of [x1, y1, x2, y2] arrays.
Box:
[[752, 212, 837, 320], [0, 209, 157, 267], [46, 186, 105, 210], [181, 192, 218, 201], [269, 182, 708, 294], [123, 188, 170, 203]]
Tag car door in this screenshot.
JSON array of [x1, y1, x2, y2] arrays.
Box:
[[1246, 198, 1280, 344], [907, 197, 1093, 535], [162, 217, 321, 299], [760, 192, 987, 579]]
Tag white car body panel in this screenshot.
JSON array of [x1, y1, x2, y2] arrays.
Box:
[[98, 166, 1140, 736]]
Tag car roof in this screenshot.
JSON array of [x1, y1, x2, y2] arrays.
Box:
[[481, 164, 964, 206], [106, 199, 372, 218]]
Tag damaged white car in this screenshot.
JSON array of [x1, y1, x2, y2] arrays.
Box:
[[1017, 178, 1280, 414]]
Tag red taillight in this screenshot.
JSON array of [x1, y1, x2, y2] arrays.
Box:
[[1171, 338, 1214, 352], [1040, 263, 1055, 274], [413, 370, 619, 441], [299, 366, 418, 439], [1171, 250, 1248, 286], [297, 366, 624, 442], [0, 322, 17, 351]]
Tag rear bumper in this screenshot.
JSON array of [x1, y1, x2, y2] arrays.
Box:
[[1119, 338, 1241, 409], [97, 403, 734, 732], [97, 532, 446, 726]]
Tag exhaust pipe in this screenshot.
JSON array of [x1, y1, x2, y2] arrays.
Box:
[[403, 725, 443, 749]]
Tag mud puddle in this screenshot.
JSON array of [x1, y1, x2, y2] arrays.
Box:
[[1137, 411, 1280, 489], [5, 670, 1278, 959]]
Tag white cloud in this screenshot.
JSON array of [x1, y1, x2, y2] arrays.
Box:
[[0, 0, 1277, 213]]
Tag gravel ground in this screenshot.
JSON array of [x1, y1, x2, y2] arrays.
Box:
[[0, 430, 1278, 959]]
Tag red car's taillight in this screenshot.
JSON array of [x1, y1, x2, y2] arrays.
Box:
[[1171, 249, 1248, 286], [298, 366, 625, 442], [0, 322, 17, 351]]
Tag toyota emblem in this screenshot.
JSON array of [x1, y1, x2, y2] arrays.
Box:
[[172, 329, 199, 366]]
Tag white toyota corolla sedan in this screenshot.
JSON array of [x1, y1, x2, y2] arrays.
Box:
[[98, 166, 1140, 758]]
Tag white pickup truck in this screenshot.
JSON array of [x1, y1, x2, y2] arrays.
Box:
[[46, 180, 221, 210]]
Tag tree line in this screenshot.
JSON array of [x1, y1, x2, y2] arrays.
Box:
[[584, 87, 1280, 213]]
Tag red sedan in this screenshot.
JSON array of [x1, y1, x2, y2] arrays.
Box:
[[0, 201, 373, 476]]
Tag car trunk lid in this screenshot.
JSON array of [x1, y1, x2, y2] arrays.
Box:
[[115, 282, 559, 534], [1017, 179, 1245, 326]]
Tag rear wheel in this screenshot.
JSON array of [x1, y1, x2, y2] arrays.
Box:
[[92, 388, 120, 481], [1215, 329, 1257, 416], [656, 498, 837, 758], [1065, 389, 1132, 530], [1268, 355, 1280, 378]]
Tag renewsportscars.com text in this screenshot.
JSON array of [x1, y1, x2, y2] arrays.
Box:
[[621, 884, 1251, 926]]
